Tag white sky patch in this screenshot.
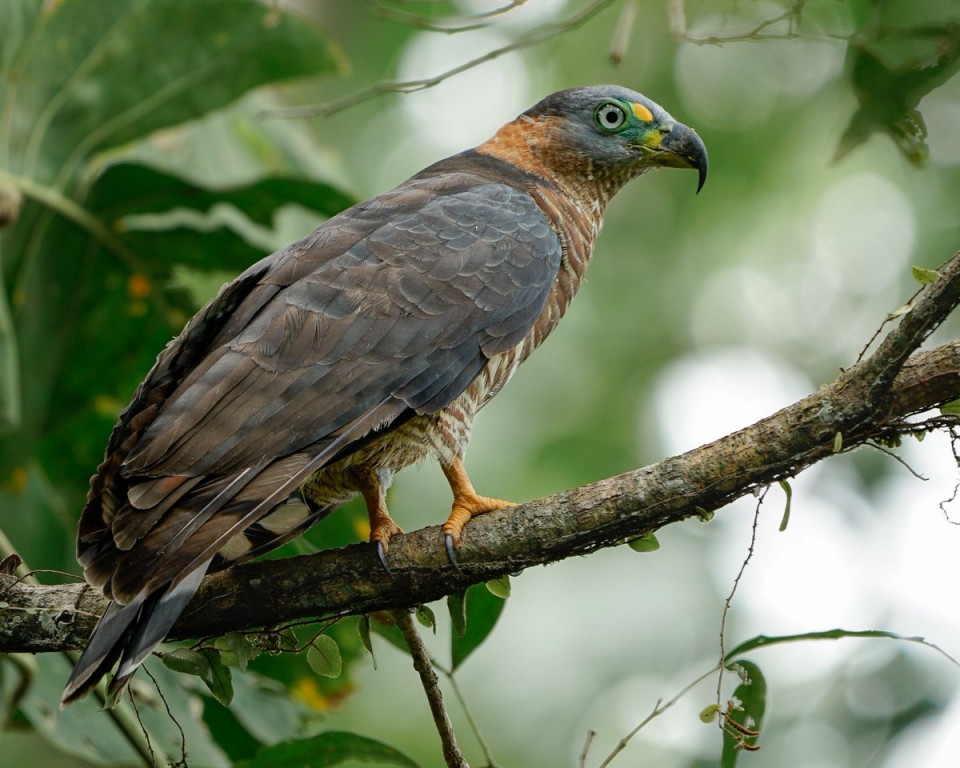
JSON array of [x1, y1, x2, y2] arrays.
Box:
[[646, 346, 960, 688], [674, 26, 843, 130], [886, 693, 960, 768], [873, 430, 960, 640], [395, 28, 533, 157], [454, 0, 570, 28], [812, 173, 916, 295], [649, 346, 813, 455]]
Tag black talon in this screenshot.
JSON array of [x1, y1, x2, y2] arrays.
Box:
[[375, 540, 392, 574], [444, 534, 463, 574]]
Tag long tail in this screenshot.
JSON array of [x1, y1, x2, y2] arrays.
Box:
[[63, 399, 407, 705], [62, 492, 341, 706], [61, 560, 210, 706]]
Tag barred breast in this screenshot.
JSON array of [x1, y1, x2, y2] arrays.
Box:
[[424, 179, 605, 467], [296, 180, 604, 513]]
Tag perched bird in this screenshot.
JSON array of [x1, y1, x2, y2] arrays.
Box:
[[62, 85, 707, 704]]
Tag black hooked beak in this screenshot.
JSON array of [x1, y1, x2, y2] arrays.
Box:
[[658, 122, 709, 194]]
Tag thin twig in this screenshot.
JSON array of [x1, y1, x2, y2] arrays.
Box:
[[666, 0, 686, 38], [126, 688, 158, 768], [673, 0, 846, 46], [608, 0, 638, 64], [595, 618, 960, 767], [865, 441, 929, 480], [369, 0, 530, 33], [144, 665, 188, 767], [393, 609, 469, 768], [595, 665, 722, 768], [265, 0, 618, 120], [715, 490, 766, 708], [580, 730, 596, 768]]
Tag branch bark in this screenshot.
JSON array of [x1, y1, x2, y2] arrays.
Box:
[[3, 253, 960, 655]]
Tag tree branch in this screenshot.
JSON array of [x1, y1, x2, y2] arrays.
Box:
[[3, 253, 960, 655], [393, 610, 469, 768]]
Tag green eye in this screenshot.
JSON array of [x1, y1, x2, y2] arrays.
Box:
[[595, 102, 627, 132]]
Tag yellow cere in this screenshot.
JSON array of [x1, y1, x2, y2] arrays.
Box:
[[631, 102, 654, 122]]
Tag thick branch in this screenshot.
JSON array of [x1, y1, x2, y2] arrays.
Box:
[[4, 259, 960, 654]]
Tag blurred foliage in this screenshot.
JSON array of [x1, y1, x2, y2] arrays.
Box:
[[1, 0, 959, 767]]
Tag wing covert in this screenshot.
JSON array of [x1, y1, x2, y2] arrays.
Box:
[[123, 168, 562, 477]]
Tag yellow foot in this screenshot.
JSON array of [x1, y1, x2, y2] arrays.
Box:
[[440, 457, 516, 571], [441, 493, 516, 572], [441, 494, 515, 547], [358, 467, 403, 572], [370, 514, 404, 572]]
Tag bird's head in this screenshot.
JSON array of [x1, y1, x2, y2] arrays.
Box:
[[480, 85, 707, 200]]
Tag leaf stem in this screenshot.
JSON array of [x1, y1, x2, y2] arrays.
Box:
[[0, 168, 136, 266]]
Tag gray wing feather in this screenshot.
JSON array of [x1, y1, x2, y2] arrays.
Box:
[[124, 174, 561, 477]]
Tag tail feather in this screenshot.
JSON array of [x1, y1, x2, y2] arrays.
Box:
[[111, 559, 212, 695], [61, 559, 211, 707], [64, 390, 409, 703], [61, 597, 146, 705]]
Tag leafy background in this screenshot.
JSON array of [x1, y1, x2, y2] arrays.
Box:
[[2, 0, 960, 766]]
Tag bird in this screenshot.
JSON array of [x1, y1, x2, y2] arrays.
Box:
[[61, 85, 707, 704]]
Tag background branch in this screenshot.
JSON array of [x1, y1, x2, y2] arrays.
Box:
[[3, 251, 960, 654]]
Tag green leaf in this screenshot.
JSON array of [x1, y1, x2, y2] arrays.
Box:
[[235, 731, 420, 768], [201, 648, 235, 706], [228, 670, 321, 746], [887, 301, 913, 320], [95, 162, 353, 228], [721, 659, 766, 765], [369, 613, 409, 655], [451, 584, 506, 671], [912, 265, 941, 285], [0, 0, 349, 550], [0, 262, 19, 432], [627, 533, 660, 552], [832, 431, 843, 453], [836, 37, 960, 165], [778, 480, 792, 532], [448, 591, 467, 638], [307, 635, 343, 679], [485, 574, 511, 598], [415, 605, 437, 631], [214, 632, 260, 671], [723, 628, 958, 666], [1, 0, 341, 183], [700, 703, 720, 723], [18, 654, 230, 766], [358, 615, 377, 669], [161, 647, 211, 677], [941, 399, 960, 416]]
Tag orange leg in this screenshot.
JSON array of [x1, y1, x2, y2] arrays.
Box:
[[441, 457, 515, 569], [359, 468, 403, 570]]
